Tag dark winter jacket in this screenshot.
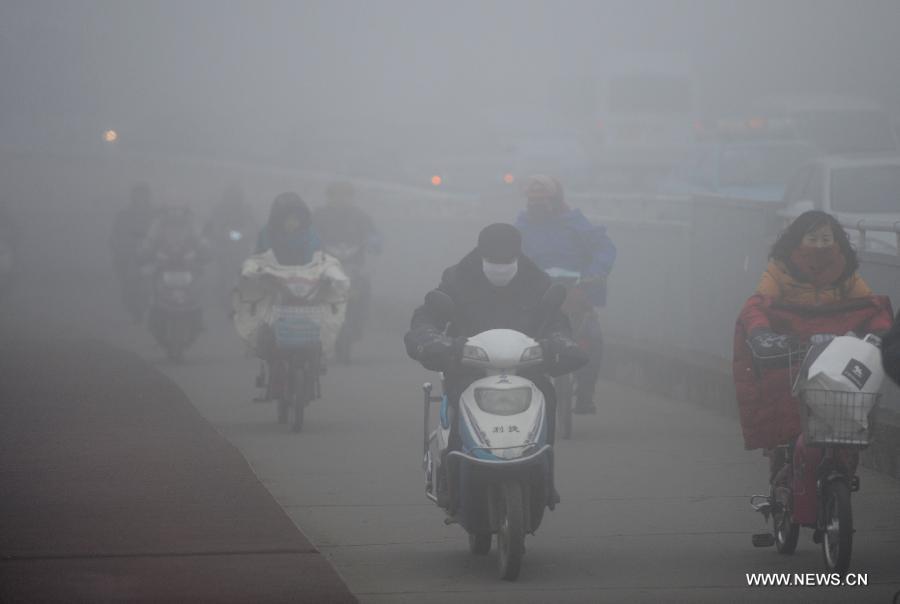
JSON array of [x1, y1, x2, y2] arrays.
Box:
[[404, 248, 574, 374], [514, 209, 616, 306], [883, 309, 900, 386], [733, 293, 893, 450]]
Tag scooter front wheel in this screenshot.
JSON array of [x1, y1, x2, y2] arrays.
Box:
[[822, 480, 852, 574], [497, 480, 525, 581]]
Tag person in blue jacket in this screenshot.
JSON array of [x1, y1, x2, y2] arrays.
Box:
[[255, 192, 320, 266], [515, 174, 616, 414]]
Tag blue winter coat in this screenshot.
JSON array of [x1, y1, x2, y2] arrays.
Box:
[[515, 208, 616, 306]]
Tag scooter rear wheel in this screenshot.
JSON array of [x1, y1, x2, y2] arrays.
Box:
[[822, 480, 852, 574]]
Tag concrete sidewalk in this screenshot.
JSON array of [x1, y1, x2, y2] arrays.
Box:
[[0, 337, 357, 603]]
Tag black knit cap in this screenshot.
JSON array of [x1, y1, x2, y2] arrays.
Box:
[[477, 223, 522, 263]]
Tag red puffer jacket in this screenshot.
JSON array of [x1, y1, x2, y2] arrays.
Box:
[[733, 294, 894, 450]]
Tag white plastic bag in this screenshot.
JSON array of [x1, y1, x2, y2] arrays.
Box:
[[806, 335, 884, 394], [802, 335, 883, 444]]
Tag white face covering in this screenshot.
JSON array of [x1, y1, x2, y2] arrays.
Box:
[[482, 259, 518, 287]]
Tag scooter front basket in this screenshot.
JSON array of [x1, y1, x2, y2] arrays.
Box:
[[799, 389, 880, 447]]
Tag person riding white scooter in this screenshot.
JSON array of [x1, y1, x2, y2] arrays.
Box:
[[405, 223, 586, 508]]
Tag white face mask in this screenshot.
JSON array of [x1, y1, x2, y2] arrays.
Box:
[[482, 259, 518, 287]]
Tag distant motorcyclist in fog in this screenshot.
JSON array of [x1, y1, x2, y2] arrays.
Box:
[[140, 204, 210, 361], [141, 204, 209, 265], [314, 181, 381, 363], [109, 182, 158, 321], [405, 223, 584, 453], [314, 181, 382, 264], [514, 174, 616, 414], [255, 192, 320, 266]]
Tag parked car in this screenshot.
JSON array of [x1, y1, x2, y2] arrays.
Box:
[[659, 140, 819, 202], [782, 155, 900, 253]]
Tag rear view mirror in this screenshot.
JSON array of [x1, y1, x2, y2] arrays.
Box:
[[424, 289, 455, 322]]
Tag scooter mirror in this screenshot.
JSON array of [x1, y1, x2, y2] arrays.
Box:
[[424, 289, 455, 322]]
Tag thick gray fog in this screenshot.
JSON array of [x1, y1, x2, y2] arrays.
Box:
[[2, 2, 900, 601], [3, 1, 900, 159]]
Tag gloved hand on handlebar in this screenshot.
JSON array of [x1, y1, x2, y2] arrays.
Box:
[[748, 328, 805, 367], [414, 332, 465, 372]]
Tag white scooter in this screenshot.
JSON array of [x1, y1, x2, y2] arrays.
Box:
[[421, 286, 580, 581]]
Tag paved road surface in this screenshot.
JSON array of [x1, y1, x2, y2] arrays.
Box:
[[5, 273, 899, 603]]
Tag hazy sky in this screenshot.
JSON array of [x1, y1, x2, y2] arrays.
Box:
[[2, 0, 900, 156]]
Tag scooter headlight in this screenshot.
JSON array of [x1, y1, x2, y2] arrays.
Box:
[[520, 345, 543, 364], [474, 387, 532, 416], [229, 230, 243, 241], [462, 344, 489, 363]]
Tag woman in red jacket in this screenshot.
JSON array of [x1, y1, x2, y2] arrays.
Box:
[[733, 211, 893, 524]]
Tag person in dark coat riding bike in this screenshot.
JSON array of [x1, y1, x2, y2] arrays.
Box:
[[405, 223, 586, 506], [405, 223, 586, 448]]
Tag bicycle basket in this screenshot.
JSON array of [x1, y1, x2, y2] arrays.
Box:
[[270, 305, 322, 350], [799, 389, 880, 447]]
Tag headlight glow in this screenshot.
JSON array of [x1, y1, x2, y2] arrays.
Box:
[[229, 230, 243, 241], [474, 387, 532, 416]]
